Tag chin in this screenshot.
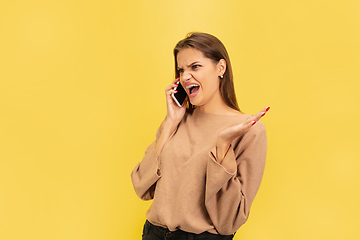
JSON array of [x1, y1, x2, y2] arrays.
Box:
[[189, 98, 200, 107]]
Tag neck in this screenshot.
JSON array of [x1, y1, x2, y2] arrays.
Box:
[[196, 92, 239, 115]]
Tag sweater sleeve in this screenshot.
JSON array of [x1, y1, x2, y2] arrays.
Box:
[[131, 121, 164, 200], [205, 121, 267, 235]]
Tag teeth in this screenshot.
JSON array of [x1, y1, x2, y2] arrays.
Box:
[[186, 84, 199, 89]]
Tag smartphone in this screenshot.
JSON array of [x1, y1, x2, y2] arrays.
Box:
[[171, 81, 187, 107]]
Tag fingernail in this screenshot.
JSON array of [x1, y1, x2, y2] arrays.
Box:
[[252, 121, 256, 125], [261, 112, 266, 117], [174, 90, 178, 93], [266, 107, 270, 111], [176, 77, 180, 80], [175, 82, 179, 85]]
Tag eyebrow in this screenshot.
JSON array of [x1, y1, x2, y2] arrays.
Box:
[[177, 61, 201, 69]]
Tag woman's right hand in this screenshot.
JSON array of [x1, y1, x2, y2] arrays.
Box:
[[154, 78, 188, 156], [165, 77, 188, 126]]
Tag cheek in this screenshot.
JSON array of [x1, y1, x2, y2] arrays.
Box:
[[208, 77, 220, 94]]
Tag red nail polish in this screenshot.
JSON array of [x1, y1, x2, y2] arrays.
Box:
[[176, 77, 180, 80], [252, 121, 256, 125], [266, 107, 270, 111], [174, 90, 178, 93], [261, 112, 266, 117]]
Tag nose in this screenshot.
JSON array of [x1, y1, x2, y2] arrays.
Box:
[[181, 71, 192, 83]]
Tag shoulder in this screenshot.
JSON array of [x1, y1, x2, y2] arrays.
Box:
[[251, 119, 266, 132], [240, 120, 267, 148], [244, 119, 266, 142]]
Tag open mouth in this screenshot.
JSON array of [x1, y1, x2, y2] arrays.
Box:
[[186, 84, 200, 96]]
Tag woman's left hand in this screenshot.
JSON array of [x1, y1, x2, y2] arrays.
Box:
[[216, 107, 270, 163]]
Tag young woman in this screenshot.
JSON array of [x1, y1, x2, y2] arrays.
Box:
[[131, 32, 269, 240]]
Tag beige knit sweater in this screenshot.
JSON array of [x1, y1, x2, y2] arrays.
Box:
[[131, 108, 267, 235]]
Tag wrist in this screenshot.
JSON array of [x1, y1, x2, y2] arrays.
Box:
[[163, 117, 178, 133], [217, 137, 231, 149]]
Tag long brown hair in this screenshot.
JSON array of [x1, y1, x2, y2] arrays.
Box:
[[173, 32, 241, 112]]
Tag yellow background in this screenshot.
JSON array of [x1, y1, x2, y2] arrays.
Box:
[[1, 0, 359, 239]]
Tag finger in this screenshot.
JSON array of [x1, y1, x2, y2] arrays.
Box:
[[248, 108, 269, 126], [230, 121, 253, 137], [165, 84, 177, 92], [257, 107, 270, 118], [261, 106, 270, 113], [166, 83, 180, 93], [165, 77, 180, 89], [172, 77, 180, 84], [232, 106, 270, 135], [249, 112, 264, 124], [242, 113, 261, 126], [166, 89, 178, 98], [237, 120, 258, 133], [252, 106, 271, 121]]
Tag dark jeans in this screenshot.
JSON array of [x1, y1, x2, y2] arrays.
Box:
[[142, 220, 235, 240]]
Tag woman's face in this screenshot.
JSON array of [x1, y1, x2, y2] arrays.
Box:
[[177, 48, 224, 108]]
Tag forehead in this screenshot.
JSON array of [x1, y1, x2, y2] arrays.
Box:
[[177, 48, 206, 66]]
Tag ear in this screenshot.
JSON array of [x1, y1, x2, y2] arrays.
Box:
[[217, 59, 226, 77]]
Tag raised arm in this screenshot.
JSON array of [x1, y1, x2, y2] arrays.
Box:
[[205, 107, 269, 235], [131, 78, 188, 200]]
